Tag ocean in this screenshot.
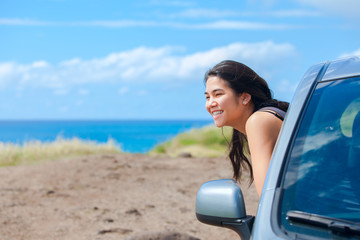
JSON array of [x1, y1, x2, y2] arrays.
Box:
[[0, 120, 212, 153]]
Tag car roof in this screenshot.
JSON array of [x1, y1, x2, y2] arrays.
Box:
[[319, 56, 360, 82]]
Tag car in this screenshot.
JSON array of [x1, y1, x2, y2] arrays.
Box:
[[195, 56, 360, 239]]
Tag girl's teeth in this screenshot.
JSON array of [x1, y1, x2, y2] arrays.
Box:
[[213, 111, 223, 116]]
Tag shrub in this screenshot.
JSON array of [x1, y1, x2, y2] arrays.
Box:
[[149, 125, 232, 157]]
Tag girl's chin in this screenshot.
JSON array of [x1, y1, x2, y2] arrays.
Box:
[[214, 121, 225, 128]]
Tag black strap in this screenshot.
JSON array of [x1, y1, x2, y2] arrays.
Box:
[[261, 110, 284, 121], [258, 107, 286, 121]]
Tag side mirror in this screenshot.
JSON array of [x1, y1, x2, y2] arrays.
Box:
[[196, 179, 255, 240]]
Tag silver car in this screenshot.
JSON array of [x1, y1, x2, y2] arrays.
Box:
[[196, 56, 360, 239]]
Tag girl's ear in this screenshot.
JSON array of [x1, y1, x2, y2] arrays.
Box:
[[241, 92, 252, 105]]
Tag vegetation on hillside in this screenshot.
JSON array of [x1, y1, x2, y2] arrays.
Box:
[[149, 125, 233, 157], [0, 125, 234, 167]]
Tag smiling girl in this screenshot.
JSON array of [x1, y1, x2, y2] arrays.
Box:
[[204, 60, 289, 196]]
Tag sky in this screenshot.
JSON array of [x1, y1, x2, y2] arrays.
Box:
[[0, 0, 359, 120]]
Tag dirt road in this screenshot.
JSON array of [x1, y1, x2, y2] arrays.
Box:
[[0, 154, 258, 240]]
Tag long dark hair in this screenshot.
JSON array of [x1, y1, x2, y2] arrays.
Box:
[[204, 60, 289, 184]]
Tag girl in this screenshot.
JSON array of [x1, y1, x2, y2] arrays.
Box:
[[204, 60, 289, 196]]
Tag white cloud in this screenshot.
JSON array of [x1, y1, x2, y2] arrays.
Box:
[[0, 41, 297, 92], [32, 61, 49, 68], [295, 0, 360, 19], [60, 58, 82, 66], [78, 88, 90, 96], [84, 20, 296, 30], [0, 62, 14, 76], [118, 87, 129, 95], [0, 18, 297, 30], [53, 88, 69, 96], [83, 20, 158, 28], [248, 0, 360, 20], [58, 106, 69, 113], [76, 100, 84, 106], [170, 9, 238, 18], [0, 62, 14, 87], [0, 18, 159, 28], [137, 89, 148, 96], [339, 48, 360, 58], [149, 0, 195, 7], [268, 9, 320, 17], [247, 0, 277, 7], [178, 42, 294, 79], [0, 18, 51, 26], [172, 8, 319, 19], [191, 20, 293, 30]]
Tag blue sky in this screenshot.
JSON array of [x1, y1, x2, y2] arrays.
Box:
[[0, 0, 359, 120]]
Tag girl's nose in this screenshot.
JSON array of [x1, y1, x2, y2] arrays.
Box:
[[208, 100, 217, 107]]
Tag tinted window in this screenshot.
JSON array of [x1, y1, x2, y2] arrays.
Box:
[[280, 77, 360, 237]]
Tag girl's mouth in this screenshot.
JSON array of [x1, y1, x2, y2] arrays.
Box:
[[212, 110, 224, 117]]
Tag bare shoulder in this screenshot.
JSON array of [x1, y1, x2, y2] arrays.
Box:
[[246, 111, 280, 127], [246, 111, 283, 135]]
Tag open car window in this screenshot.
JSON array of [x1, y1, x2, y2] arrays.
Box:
[[279, 77, 360, 238]]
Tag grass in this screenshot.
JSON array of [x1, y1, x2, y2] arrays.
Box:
[[0, 137, 122, 167], [149, 125, 233, 157], [0, 125, 234, 166]]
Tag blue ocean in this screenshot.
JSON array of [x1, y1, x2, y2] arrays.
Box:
[[0, 120, 212, 153]]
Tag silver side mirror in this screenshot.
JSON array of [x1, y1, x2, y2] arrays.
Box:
[[196, 179, 254, 240]]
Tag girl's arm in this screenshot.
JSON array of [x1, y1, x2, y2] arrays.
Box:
[[245, 111, 283, 196]]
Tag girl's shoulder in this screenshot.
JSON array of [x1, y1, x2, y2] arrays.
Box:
[[245, 107, 284, 134], [245, 108, 284, 143]]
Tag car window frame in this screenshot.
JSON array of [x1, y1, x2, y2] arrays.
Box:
[[272, 76, 360, 239]]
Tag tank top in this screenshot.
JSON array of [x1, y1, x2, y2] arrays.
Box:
[[257, 106, 286, 121]]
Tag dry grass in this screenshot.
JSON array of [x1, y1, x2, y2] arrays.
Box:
[[0, 125, 234, 166], [0, 137, 122, 167]]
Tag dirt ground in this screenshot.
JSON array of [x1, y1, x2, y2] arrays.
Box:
[[0, 153, 258, 240]]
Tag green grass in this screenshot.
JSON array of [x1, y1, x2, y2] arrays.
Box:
[[149, 125, 233, 157], [0, 137, 122, 167]]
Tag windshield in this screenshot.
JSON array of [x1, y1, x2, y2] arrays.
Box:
[[280, 77, 360, 238]]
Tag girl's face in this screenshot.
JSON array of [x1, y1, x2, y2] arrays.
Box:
[[205, 76, 246, 128]]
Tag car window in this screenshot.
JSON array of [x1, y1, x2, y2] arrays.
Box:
[[279, 77, 360, 238]]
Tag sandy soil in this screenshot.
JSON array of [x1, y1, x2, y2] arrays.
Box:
[[0, 153, 258, 240]]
